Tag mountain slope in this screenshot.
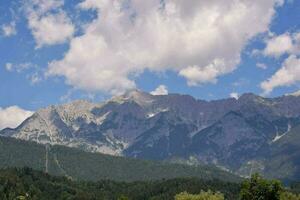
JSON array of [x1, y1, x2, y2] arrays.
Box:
[[0, 136, 240, 182], [2, 90, 300, 180], [262, 123, 300, 180]]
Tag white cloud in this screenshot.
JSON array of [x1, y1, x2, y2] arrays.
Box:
[[263, 32, 300, 58], [260, 31, 300, 94], [261, 55, 300, 94], [230, 92, 239, 100], [1, 21, 17, 37], [0, 106, 33, 130], [150, 85, 168, 95], [256, 63, 268, 70], [179, 59, 235, 86], [30, 0, 64, 13], [25, 0, 75, 48], [28, 12, 75, 48], [293, 32, 300, 54], [47, 0, 283, 94], [263, 33, 294, 57]]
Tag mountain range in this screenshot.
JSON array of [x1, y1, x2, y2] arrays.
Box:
[[1, 90, 300, 180]]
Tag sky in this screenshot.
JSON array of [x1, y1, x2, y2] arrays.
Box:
[[0, 0, 299, 129]]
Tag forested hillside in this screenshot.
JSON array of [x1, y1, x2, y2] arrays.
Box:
[[0, 136, 240, 182], [0, 168, 240, 200], [1, 168, 300, 200]]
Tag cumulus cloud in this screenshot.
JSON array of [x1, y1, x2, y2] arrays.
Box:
[[261, 55, 300, 94], [179, 59, 234, 86], [25, 0, 75, 48], [0, 106, 33, 130], [260, 31, 300, 94], [1, 21, 17, 37], [263, 33, 294, 57], [151, 85, 168, 95], [47, 0, 283, 94], [230, 92, 239, 100], [263, 32, 300, 57]]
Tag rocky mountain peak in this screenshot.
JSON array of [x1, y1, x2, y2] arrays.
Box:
[[238, 93, 260, 101], [110, 89, 155, 107]]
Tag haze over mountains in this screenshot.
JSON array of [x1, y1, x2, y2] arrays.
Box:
[[1, 90, 300, 180]]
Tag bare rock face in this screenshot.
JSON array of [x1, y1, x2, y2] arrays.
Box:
[[2, 90, 300, 180]]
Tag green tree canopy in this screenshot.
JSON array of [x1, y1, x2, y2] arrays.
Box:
[[175, 190, 224, 200], [280, 192, 300, 200], [240, 173, 283, 200]]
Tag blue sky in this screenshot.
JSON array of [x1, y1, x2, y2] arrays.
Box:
[[0, 0, 299, 116]]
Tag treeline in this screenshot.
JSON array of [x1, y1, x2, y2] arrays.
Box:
[[176, 174, 300, 200], [0, 168, 239, 200], [0, 168, 300, 200]]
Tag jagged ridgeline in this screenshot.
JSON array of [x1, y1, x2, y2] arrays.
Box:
[[2, 90, 300, 181], [0, 136, 240, 182]]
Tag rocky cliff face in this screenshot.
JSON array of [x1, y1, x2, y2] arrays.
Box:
[[2, 90, 300, 179]]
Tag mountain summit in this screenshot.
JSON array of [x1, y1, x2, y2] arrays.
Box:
[[2, 91, 300, 180]]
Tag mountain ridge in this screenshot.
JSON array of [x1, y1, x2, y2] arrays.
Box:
[[2, 90, 300, 180]]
